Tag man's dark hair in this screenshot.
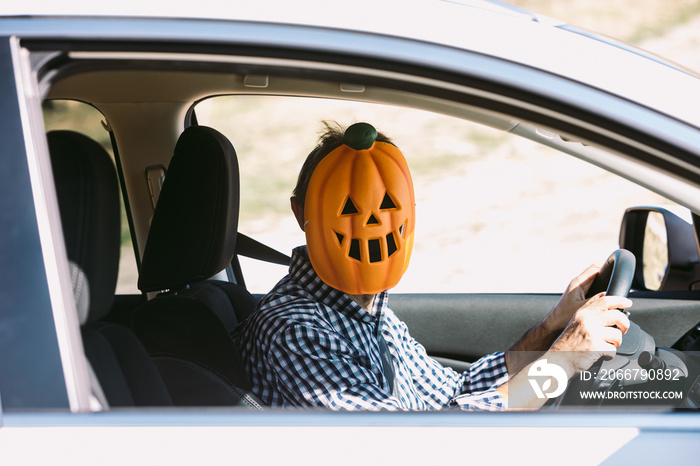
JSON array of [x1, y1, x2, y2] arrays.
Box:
[[291, 121, 394, 207]]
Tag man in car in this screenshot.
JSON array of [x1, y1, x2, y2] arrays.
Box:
[[233, 121, 631, 410]]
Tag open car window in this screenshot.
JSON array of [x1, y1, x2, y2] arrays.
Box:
[[195, 95, 676, 294]]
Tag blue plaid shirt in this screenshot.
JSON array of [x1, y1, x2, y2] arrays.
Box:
[[233, 246, 508, 410]]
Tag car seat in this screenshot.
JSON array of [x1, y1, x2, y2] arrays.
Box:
[[132, 125, 262, 408], [48, 130, 172, 407]]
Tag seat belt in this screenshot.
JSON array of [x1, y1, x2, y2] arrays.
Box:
[[236, 233, 291, 266], [377, 334, 396, 396]]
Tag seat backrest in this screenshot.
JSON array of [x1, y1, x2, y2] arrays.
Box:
[[133, 125, 261, 408], [49, 130, 172, 407]]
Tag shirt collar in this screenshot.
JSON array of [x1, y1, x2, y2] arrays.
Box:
[[289, 246, 388, 323]]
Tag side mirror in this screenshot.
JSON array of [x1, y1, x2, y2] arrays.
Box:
[[619, 206, 700, 291]]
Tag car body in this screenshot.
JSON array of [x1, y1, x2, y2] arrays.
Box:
[[2, 0, 700, 463]]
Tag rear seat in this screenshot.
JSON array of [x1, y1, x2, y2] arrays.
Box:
[[49, 130, 172, 407]]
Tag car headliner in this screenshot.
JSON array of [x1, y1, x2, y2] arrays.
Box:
[[2, 0, 700, 128]]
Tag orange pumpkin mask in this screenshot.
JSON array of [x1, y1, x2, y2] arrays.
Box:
[[304, 123, 415, 295]]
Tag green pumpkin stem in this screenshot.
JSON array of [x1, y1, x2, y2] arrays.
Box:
[[343, 122, 378, 150]]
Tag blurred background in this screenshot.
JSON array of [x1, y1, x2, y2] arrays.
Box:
[[510, 0, 700, 72], [43, 0, 700, 294]]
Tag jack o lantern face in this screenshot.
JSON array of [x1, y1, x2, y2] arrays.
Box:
[[304, 124, 415, 295], [337, 190, 405, 265]]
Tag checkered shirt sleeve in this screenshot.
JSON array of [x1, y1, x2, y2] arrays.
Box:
[[381, 308, 508, 411], [234, 246, 509, 411]]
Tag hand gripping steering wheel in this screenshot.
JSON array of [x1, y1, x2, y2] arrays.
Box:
[[553, 249, 637, 406], [584, 249, 636, 300]]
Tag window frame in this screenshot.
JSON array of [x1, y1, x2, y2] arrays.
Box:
[[3, 15, 700, 433]]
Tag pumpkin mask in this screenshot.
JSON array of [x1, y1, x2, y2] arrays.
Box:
[[304, 122, 415, 295]]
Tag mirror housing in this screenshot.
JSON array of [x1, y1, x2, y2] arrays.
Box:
[[619, 206, 700, 291]]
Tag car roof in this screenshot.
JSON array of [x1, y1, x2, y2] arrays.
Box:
[[0, 0, 539, 22], [3, 0, 700, 128]]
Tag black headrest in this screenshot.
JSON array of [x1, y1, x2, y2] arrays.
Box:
[[48, 131, 121, 322], [138, 126, 240, 292]]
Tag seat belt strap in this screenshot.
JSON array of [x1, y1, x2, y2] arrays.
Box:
[[236, 233, 291, 266], [378, 334, 396, 396]]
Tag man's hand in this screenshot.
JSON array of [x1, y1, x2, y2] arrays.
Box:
[[506, 264, 602, 373], [501, 293, 632, 409], [548, 292, 632, 378], [542, 264, 600, 335], [505, 264, 630, 376]]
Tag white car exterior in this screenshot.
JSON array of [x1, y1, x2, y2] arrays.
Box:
[[2, 1, 700, 464]]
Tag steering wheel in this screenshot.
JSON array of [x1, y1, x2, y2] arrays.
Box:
[[552, 249, 636, 406], [552, 249, 696, 408], [584, 249, 636, 300]]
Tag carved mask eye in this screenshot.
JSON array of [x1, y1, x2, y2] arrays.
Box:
[[341, 197, 359, 216], [380, 192, 397, 210]]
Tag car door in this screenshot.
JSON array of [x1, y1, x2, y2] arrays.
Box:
[[4, 10, 700, 465], [0, 35, 77, 412]]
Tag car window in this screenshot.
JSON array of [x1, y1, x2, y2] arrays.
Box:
[[195, 95, 675, 295], [42, 100, 140, 295]]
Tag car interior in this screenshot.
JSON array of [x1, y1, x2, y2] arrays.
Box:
[[35, 44, 700, 410], [131, 125, 261, 408], [49, 129, 172, 408]]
